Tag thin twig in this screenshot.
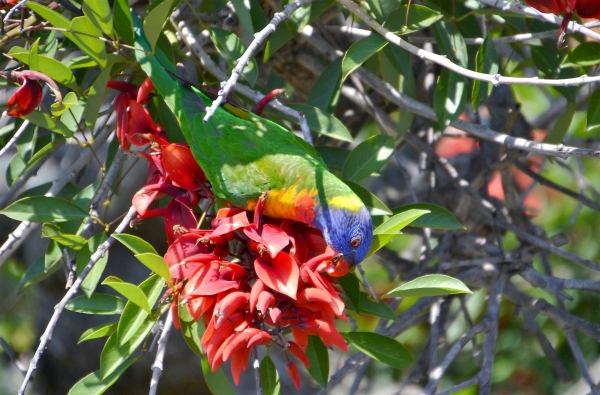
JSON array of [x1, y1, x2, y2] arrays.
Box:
[[149, 311, 174, 395], [0, 120, 29, 160], [203, 0, 315, 122], [18, 205, 138, 395]]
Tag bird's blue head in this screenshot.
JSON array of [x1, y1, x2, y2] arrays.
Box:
[[313, 203, 373, 277]]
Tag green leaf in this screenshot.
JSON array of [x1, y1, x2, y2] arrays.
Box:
[[471, 36, 499, 111], [26, 2, 70, 29], [341, 34, 388, 81], [112, 233, 158, 255], [143, 0, 175, 51], [41, 223, 87, 250], [78, 322, 118, 344], [434, 69, 466, 129], [82, 0, 113, 36], [230, 0, 255, 41], [100, 317, 155, 380], [343, 180, 392, 216], [51, 92, 78, 116], [68, 359, 135, 395], [116, 274, 165, 346], [383, 4, 443, 35], [210, 28, 258, 86], [316, 146, 350, 172], [260, 355, 281, 395], [18, 253, 61, 294], [65, 294, 126, 315], [587, 89, 600, 134], [306, 57, 342, 113], [201, 356, 237, 395], [83, 67, 111, 131], [358, 292, 399, 322], [113, 0, 134, 45], [375, 209, 430, 234], [392, 204, 464, 230], [383, 274, 473, 298], [1, 196, 89, 222], [432, 19, 468, 67], [135, 253, 172, 287], [79, 233, 109, 297], [562, 42, 600, 67], [287, 104, 353, 142], [24, 110, 74, 137], [70, 16, 107, 67], [337, 273, 360, 311], [8, 46, 77, 89], [306, 336, 329, 389], [342, 332, 412, 369], [102, 276, 151, 313], [179, 305, 205, 356], [342, 135, 395, 181], [546, 103, 577, 144]]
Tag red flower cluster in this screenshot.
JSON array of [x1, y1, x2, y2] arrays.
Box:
[[109, 79, 349, 389], [524, 0, 600, 44]]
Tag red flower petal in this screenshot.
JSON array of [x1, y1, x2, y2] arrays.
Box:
[[162, 144, 207, 191], [254, 252, 299, 299], [137, 77, 155, 104], [244, 224, 290, 258], [125, 99, 158, 146], [211, 209, 251, 237], [287, 341, 310, 368], [285, 361, 301, 390], [6, 77, 43, 117], [164, 199, 197, 243]]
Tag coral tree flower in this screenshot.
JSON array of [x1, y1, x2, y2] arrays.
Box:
[[524, 0, 600, 44], [1, 70, 62, 117], [115, 78, 348, 388]]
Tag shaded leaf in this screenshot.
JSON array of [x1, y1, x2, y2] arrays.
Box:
[[383, 4, 443, 34], [342, 135, 395, 181], [79, 233, 109, 297], [358, 292, 399, 322], [383, 274, 472, 298], [78, 323, 118, 344], [24, 110, 74, 137], [1, 196, 88, 222], [306, 336, 329, 389], [41, 223, 87, 250], [392, 204, 463, 230], [201, 356, 237, 395], [587, 89, 600, 134], [67, 359, 135, 395], [343, 180, 392, 216], [113, 0, 134, 45], [307, 57, 342, 113], [66, 294, 125, 315], [434, 69, 466, 129], [143, 0, 175, 51], [82, 0, 113, 36], [260, 355, 281, 395], [210, 28, 258, 86], [341, 34, 388, 81], [342, 332, 412, 369], [287, 103, 353, 142]]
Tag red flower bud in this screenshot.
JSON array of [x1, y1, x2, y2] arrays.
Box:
[[5, 77, 43, 117]]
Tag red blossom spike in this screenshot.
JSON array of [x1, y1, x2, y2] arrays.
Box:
[[186, 295, 215, 321], [162, 144, 208, 191], [214, 291, 249, 328], [183, 261, 243, 297], [230, 345, 251, 385], [291, 327, 309, 351], [247, 330, 272, 348], [256, 291, 276, 313], [249, 279, 265, 313], [254, 251, 299, 299]]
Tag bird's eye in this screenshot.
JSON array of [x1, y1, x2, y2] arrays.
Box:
[[351, 235, 361, 248]]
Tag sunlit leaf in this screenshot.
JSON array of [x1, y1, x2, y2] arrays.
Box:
[[342, 332, 412, 369], [383, 274, 473, 298]]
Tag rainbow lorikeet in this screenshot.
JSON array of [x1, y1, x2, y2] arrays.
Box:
[[174, 78, 373, 276]]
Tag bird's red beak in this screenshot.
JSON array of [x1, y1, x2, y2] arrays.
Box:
[[324, 253, 352, 277]]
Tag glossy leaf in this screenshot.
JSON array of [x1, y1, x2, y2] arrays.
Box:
[[383, 4, 443, 35], [70, 16, 107, 67], [434, 69, 466, 130], [143, 0, 175, 51], [51, 92, 78, 116], [116, 274, 165, 346], [383, 274, 473, 298], [179, 305, 205, 356], [41, 223, 87, 250], [1, 196, 88, 222], [65, 294, 125, 315], [112, 233, 158, 255], [392, 204, 464, 230], [99, 317, 155, 380], [210, 28, 258, 86], [8, 46, 76, 89], [82, 0, 113, 36], [78, 233, 109, 297], [135, 253, 172, 287], [306, 57, 342, 113], [358, 292, 399, 322], [68, 359, 135, 395], [201, 356, 237, 395], [342, 331, 412, 369], [287, 103, 353, 142], [306, 336, 329, 389], [24, 110, 74, 137], [342, 135, 395, 181], [78, 322, 118, 344], [472, 36, 499, 111], [432, 19, 468, 67], [260, 355, 281, 395], [368, 209, 430, 255], [113, 0, 134, 45], [102, 276, 151, 313], [344, 180, 392, 216], [341, 34, 388, 81]]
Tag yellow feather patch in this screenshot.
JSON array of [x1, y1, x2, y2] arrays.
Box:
[[327, 195, 364, 212], [264, 187, 318, 224]]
